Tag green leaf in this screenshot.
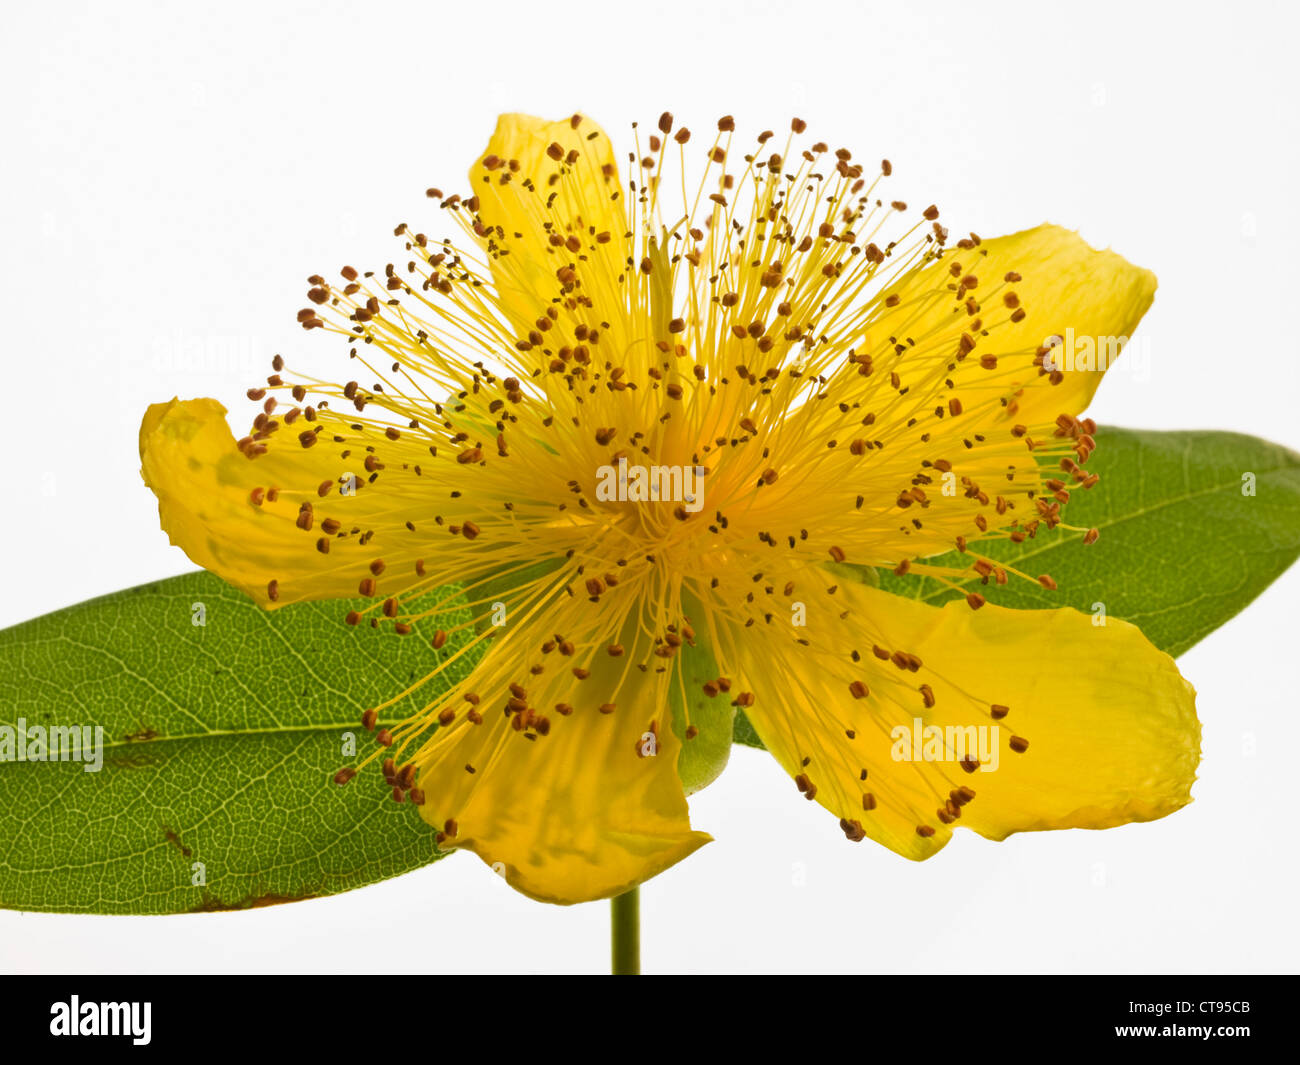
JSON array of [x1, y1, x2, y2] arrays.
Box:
[[733, 427, 1300, 748], [0, 572, 482, 914]]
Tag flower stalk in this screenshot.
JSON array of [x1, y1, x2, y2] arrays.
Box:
[[610, 887, 640, 975]]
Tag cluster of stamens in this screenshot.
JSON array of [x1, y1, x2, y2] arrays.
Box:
[[238, 113, 1105, 849]]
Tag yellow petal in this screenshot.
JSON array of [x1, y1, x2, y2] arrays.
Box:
[[855, 223, 1156, 433], [770, 224, 1157, 566], [140, 398, 416, 608], [734, 580, 1199, 859], [414, 632, 710, 905], [468, 112, 625, 334]]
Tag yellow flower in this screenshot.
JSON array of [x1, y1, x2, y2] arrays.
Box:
[[140, 112, 1199, 905]]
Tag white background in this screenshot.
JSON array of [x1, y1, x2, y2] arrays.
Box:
[[2, 0, 1297, 974]]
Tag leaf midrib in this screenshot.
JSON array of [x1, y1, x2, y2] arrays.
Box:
[[0, 721, 364, 760]]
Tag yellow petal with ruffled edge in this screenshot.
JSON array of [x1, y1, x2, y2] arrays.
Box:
[[408, 615, 711, 904], [842, 223, 1157, 437], [140, 398, 421, 608], [468, 112, 626, 338], [731, 580, 1199, 859], [763, 224, 1158, 567]]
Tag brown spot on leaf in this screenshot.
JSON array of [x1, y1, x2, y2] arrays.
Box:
[[163, 826, 192, 858], [123, 727, 160, 743], [189, 891, 317, 913]]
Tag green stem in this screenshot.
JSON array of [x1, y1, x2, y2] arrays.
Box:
[[610, 887, 640, 975]]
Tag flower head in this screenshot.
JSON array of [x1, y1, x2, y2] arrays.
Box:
[[141, 112, 1199, 904]]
